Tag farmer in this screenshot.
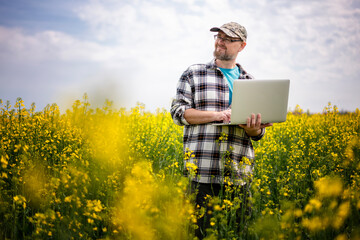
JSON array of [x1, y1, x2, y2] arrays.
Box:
[[170, 22, 272, 238]]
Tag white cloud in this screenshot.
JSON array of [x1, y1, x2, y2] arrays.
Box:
[[0, 26, 117, 63]]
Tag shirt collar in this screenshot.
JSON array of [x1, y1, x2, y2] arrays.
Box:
[[206, 59, 218, 69], [207, 58, 240, 70], [207, 58, 253, 79]]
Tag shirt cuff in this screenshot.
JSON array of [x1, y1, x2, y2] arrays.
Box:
[[180, 112, 190, 125], [250, 128, 265, 141]]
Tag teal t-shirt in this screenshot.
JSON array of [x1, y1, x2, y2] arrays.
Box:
[[219, 66, 241, 106]]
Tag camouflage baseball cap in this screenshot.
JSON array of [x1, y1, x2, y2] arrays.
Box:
[[210, 22, 247, 42]]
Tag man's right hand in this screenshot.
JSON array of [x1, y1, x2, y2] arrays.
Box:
[[215, 109, 231, 123], [184, 108, 232, 125]]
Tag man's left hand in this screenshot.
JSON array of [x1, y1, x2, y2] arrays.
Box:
[[239, 113, 273, 137]]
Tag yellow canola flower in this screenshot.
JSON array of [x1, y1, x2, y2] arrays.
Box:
[[302, 216, 326, 232], [223, 199, 233, 207], [1, 156, 8, 168], [314, 177, 343, 199], [64, 196, 72, 203], [304, 198, 322, 213], [13, 195, 26, 203], [86, 199, 104, 213], [186, 162, 198, 172], [293, 209, 303, 218], [13, 195, 27, 209], [213, 205, 222, 211], [335, 234, 347, 240], [93, 201, 103, 213], [113, 160, 192, 240], [332, 201, 350, 229]]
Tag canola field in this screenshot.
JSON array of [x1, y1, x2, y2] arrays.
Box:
[[0, 96, 359, 240]]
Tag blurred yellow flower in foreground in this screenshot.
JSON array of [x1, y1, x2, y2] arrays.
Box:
[[315, 177, 343, 199], [113, 161, 192, 240]]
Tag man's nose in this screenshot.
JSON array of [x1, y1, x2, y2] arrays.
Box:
[[218, 37, 226, 43]]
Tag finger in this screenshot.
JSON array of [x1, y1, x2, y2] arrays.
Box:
[[225, 110, 232, 118], [246, 117, 251, 128], [251, 113, 256, 127], [225, 114, 230, 123], [222, 113, 228, 123], [256, 113, 262, 128], [223, 110, 231, 123], [257, 113, 261, 122]]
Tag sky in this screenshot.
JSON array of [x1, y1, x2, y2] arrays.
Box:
[[0, 0, 359, 113]]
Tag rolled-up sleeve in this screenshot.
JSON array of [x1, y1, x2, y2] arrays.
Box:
[[170, 72, 193, 126]]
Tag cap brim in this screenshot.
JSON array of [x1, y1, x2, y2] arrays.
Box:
[[210, 27, 238, 39], [210, 27, 220, 32]]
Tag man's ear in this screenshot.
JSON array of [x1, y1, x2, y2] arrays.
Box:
[[238, 42, 247, 52]]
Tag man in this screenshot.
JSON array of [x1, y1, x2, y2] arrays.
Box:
[[170, 22, 272, 238]]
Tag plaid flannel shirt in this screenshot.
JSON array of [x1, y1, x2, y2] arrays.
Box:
[[171, 59, 265, 184]]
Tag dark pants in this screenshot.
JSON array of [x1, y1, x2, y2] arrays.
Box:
[[191, 181, 251, 239]]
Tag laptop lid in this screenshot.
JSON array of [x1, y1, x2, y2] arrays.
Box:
[[214, 79, 290, 125]]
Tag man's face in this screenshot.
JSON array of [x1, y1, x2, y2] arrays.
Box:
[[213, 31, 246, 61]]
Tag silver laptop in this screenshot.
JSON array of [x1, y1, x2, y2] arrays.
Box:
[[213, 79, 290, 125]]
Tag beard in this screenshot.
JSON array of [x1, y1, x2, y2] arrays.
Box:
[[213, 48, 236, 61]]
